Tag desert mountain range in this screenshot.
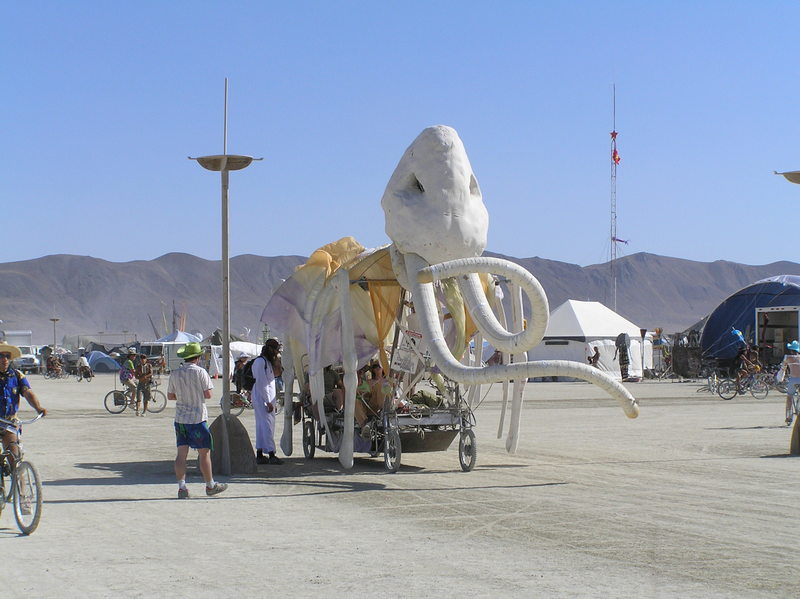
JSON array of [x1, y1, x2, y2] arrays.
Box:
[[1, 251, 798, 346]]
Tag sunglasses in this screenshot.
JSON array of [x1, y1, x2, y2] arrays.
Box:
[[0, 353, 12, 359]]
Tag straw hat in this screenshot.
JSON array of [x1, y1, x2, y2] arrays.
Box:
[[0, 342, 21, 360], [176, 342, 203, 360]]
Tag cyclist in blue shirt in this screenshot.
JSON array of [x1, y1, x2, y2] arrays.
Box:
[[0, 343, 46, 461]]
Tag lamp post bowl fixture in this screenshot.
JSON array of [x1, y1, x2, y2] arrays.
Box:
[[774, 170, 800, 184], [189, 154, 259, 172]]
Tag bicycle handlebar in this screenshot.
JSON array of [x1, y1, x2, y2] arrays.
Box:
[[0, 412, 44, 429]]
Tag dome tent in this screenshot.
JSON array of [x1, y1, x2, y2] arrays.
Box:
[[86, 350, 120, 373], [699, 275, 800, 361]]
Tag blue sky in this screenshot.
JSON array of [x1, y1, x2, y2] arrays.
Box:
[[4, 1, 799, 267]]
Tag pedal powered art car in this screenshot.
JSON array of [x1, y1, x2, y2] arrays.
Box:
[[261, 126, 638, 473]]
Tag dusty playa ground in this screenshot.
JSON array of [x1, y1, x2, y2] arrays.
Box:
[[4, 375, 798, 598]]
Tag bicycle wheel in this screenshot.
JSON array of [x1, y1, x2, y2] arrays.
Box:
[[147, 390, 167, 413], [750, 380, 769, 400], [13, 461, 42, 535], [104, 390, 128, 414], [223, 393, 246, 418], [717, 379, 738, 401]]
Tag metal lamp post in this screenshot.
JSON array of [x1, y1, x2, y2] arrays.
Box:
[[190, 79, 261, 475], [49, 317, 59, 353]]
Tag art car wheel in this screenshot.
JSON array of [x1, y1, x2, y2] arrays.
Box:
[[459, 429, 477, 472], [303, 420, 315, 459], [384, 428, 401, 473]]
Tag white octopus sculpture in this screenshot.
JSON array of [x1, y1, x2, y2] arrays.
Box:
[[263, 125, 638, 469]]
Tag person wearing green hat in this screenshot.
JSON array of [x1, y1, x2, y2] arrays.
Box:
[[167, 342, 227, 499], [778, 340, 800, 426]]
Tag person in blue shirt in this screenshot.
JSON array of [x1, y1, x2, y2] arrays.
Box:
[[0, 342, 46, 462]]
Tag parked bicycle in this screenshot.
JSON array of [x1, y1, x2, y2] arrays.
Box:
[[219, 391, 284, 417], [717, 372, 769, 400], [0, 413, 43, 535], [104, 387, 167, 414], [767, 365, 789, 395], [696, 370, 722, 395]]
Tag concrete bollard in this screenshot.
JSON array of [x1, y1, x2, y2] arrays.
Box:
[[210, 414, 257, 474]]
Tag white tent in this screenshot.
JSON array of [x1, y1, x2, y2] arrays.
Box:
[[527, 300, 653, 380], [206, 341, 261, 378]]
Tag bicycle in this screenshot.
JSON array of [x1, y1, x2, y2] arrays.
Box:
[[220, 391, 284, 417], [0, 413, 43, 535], [104, 387, 167, 414], [43, 367, 69, 380], [784, 380, 800, 426], [75, 368, 95, 382], [717, 372, 769, 400], [696, 370, 722, 395]]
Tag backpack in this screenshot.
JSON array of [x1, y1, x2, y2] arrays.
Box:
[[241, 356, 266, 392]]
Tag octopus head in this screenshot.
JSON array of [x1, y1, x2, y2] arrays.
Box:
[[381, 126, 489, 266]]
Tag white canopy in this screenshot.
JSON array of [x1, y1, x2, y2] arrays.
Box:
[[528, 300, 652, 380], [545, 300, 645, 340]]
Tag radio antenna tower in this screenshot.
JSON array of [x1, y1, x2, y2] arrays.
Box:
[[610, 84, 622, 311]]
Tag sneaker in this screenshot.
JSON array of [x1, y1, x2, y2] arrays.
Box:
[[267, 455, 284, 465], [256, 454, 269, 464], [206, 482, 228, 496], [177, 487, 189, 499], [786, 417, 793, 427]]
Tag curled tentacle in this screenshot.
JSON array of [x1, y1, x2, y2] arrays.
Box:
[[418, 257, 549, 354], [408, 253, 639, 424]]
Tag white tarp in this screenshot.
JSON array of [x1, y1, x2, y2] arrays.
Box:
[[527, 300, 653, 380]]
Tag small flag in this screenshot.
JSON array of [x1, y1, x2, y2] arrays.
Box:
[[610, 130, 620, 165]]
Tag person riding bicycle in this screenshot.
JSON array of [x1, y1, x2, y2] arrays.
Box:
[[77, 351, 92, 381], [778, 340, 800, 426], [0, 342, 46, 463], [735, 345, 761, 392], [119, 348, 138, 405], [46, 352, 63, 377]]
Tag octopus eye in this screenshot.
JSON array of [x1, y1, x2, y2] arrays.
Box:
[[469, 174, 480, 196]]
